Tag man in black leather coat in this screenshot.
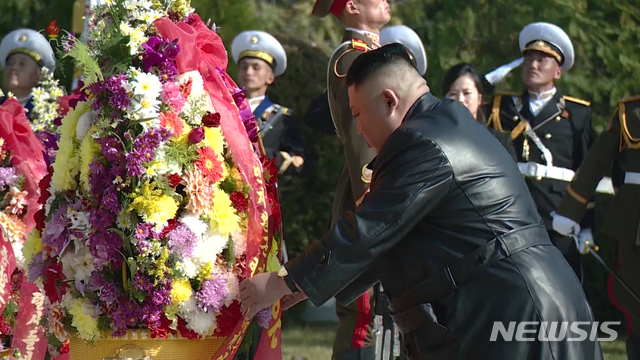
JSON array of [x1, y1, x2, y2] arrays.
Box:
[[239, 44, 602, 360]]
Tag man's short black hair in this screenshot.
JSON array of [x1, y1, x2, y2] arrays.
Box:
[[345, 43, 416, 88]]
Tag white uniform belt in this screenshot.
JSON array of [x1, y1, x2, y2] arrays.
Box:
[[517, 162, 616, 194], [518, 162, 575, 182], [625, 172, 640, 185]]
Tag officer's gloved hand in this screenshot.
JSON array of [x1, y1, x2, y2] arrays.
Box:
[[551, 212, 581, 237], [577, 229, 596, 254]]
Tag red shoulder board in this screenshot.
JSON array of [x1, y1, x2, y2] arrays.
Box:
[[351, 39, 368, 52]]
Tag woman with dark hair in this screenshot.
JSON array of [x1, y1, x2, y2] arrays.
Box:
[[444, 63, 518, 161]]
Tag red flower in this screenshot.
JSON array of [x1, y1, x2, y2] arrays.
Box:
[[229, 192, 249, 213], [149, 314, 173, 339], [177, 316, 199, 339], [180, 78, 193, 98], [44, 262, 68, 304], [214, 301, 243, 337], [59, 341, 70, 354], [168, 173, 182, 188], [188, 127, 205, 144], [262, 157, 278, 186], [202, 111, 221, 127], [268, 192, 282, 231], [195, 147, 224, 183], [0, 317, 12, 335], [161, 218, 179, 239]]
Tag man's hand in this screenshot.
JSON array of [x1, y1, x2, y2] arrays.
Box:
[[282, 292, 309, 311], [240, 272, 292, 319], [577, 228, 596, 255], [551, 212, 581, 237]]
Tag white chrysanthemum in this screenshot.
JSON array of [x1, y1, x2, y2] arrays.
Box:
[[68, 211, 91, 231], [133, 72, 162, 99], [119, 22, 133, 36], [131, 96, 161, 120], [12, 242, 24, 269], [76, 111, 96, 141], [61, 244, 94, 294], [179, 214, 208, 238], [179, 294, 199, 315], [194, 230, 228, 265], [185, 310, 216, 336], [116, 207, 133, 230], [224, 271, 240, 307], [231, 229, 247, 256], [180, 259, 198, 278]]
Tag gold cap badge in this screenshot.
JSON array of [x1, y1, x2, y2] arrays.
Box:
[[250, 36, 258, 44]]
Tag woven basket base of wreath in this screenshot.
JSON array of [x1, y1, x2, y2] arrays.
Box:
[[69, 330, 226, 360]]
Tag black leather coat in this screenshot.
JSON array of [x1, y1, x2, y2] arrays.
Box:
[[286, 93, 602, 359]]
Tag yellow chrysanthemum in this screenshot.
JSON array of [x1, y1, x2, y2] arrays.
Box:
[[79, 132, 101, 192], [129, 181, 179, 227], [52, 102, 90, 191], [176, 119, 192, 143], [170, 279, 193, 305], [68, 299, 100, 341], [22, 229, 43, 271], [208, 187, 240, 236], [203, 127, 225, 156], [0, 211, 26, 243]]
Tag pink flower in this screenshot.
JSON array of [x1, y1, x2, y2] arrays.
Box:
[[161, 82, 186, 114]]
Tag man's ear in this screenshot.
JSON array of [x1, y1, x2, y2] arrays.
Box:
[[554, 65, 562, 80], [345, 0, 360, 16], [381, 89, 398, 114], [266, 69, 276, 86]]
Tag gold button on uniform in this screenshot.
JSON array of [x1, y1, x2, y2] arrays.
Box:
[[513, 115, 519, 121], [545, 133, 552, 140], [555, 116, 561, 121]]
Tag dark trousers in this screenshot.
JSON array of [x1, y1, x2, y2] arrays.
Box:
[[548, 230, 582, 282]]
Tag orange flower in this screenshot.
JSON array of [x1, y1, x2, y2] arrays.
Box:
[[0, 211, 26, 243], [159, 111, 184, 137], [195, 147, 224, 183], [4, 186, 28, 216], [49, 302, 69, 342], [184, 169, 213, 216]]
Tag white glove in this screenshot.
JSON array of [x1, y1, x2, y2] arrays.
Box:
[[551, 212, 581, 237], [576, 229, 596, 255]]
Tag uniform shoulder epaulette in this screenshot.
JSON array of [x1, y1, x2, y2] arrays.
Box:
[[619, 95, 640, 104], [563, 95, 591, 107], [270, 103, 293, 116], [351, 39, 368, 52], [495, 91, 521, 97], [487, 94, 505, 132]]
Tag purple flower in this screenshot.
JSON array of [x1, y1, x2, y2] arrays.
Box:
[[231, 88, 246, 106], [87, 230, 123, 270], [151, 284, 172, 306], [256, 307, 272, 329], [140, 37, 180, 83], [103, 185, 121, 214], [35, 130, 59, 166], [89, 208, 115, 231], [109, 88, 130, 111], [27, 252, 46, 283], [134, 223, 152, 240], [136, 239, 151, 254], [141, 304, 162, 327], [62, 32, 76, 52], [41, 205, 70, 257], [133, 272, 153, 292], [96, 136, 124, 163], [239, 108, 259, 143], [0, 167, 18, 187], [125, 151, 145, 177], [188, 127, 204, 144], [166, 224, 197, 259], [196, 275, 228, 313]]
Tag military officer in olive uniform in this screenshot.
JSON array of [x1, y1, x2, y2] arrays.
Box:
[[485, 22, 607, 281], [312, 0, 390, 358], [553, 97, 640, 359], [0, 28, 56, 118], [231, 31, 311, 178]]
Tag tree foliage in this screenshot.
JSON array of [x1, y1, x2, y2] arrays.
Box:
[[1, 0, 639, 322]]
